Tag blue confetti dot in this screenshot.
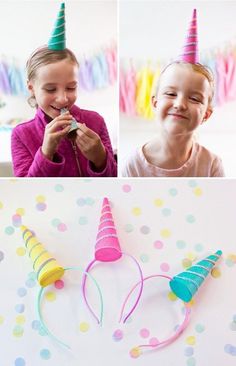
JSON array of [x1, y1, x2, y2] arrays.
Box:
[[76, 198, 86, 206], [15, 304, 25, 313], [32, 320, 41, 330], [162, 208, 171, 216], [176, 240, 186, 249], [40, 349, 51, 360], [79, 216, 88, 225], [15, 358, 25, 366], [140, 254, 149, 263], [224, 344, 236, 355], [186, 215, 195, 224], [17, 287, 27, 297], [169, 188, 178, 196], [184, 347, 194, 357], [25, 278, 36, 288], [28, 271, 37, 281], [194, 243, 203, 252], [54, 184, 64, 192], [5, 226, 15, 235], [188, 180, 197, 188]]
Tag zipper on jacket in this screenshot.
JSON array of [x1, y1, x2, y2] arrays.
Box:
[[71, 141, 82, 176]]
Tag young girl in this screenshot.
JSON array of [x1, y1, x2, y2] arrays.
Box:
[[122, 61, 225, 177], [11, 46, 117, 177]]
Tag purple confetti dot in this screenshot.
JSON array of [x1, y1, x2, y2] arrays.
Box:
[[36, 202, 47, 211], [185, 347, 194, 357], [140, 225, 150, 235], [112, 329, 123, 341]]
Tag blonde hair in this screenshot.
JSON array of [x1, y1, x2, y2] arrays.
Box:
[[156, 61, 214, 107]]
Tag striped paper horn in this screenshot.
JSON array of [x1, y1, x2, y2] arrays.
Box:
[[178, 9, 199, 64], [169, 250, 222, 302], [20, 225, 64, 287], [94, 197, 122, 262], [48, 2, 66, 51]]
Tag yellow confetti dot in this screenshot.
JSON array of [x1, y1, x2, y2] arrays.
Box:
[[16, 315, 25, 325], [16, 247, 26, 256], [154, 199, 164, 207], [130, 347, 142, 358], [45, 291, 56, 301], [186, 336, 196, 345], [194, 187, 202, 196], [16, 208, 25, 216], [182, 258, 192, 269], [0, 202, 3, 209], [211, 267, 221, 278], [132, 207, 142, 216], [13, 326, 24, 337], [185, 298, 195, 308], [0, 316, 4, 325], [160, 229, 171, 238], [186, 252, 197, 261], [168, 292, 177, 301], [36, 195, 45, 203], [79, 322, 90, 332], [228, 254, 236, 263]]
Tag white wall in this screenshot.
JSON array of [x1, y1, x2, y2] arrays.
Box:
[[119, 0, 236, 177], [0, 0, 118, 172]]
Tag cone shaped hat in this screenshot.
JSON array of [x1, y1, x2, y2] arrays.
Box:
[[178, 9, 199, 63], [48, 3, 66, 51]]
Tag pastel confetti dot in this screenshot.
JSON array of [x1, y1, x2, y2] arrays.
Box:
[[225, 258, 234, 267], [79, 216, 88, 225], [188, 180, 197, 188], [140, 328, 150, 338], [194, 243, 203, 252], [140, 254, 149, 263], [129, 347, 142, 358], [154, 240, 163, 249], [0, 316, 4, 324], [51, 218, 61, 227], [160, 229, 171, 238], [0, 251, 4, 261], [17, 287, 27, 297], [169, 188, 178, 196], [16, 208, 25, 216], [186, 252, 197, 261], [5, 226, 15, 235], [140, 225, 150, 234], [16, 247, 26, 256], [132, 207, 141, 216], [12, 214, 22, 227], [79, 322, 90, 332], [54, 184, 64, 192], [162, 208, 171, 216], [186, 215, 195, 224], [168, 292, 177, 301], [122, 184, 131, 193], [182, 258, 192, 269], [230, 322, 236, 331], [149, 337, 159, 346], [154, 198, 163, 207], [25, 278, 36, 288], [228, 254, 236, 263], [112, 329, 123, 341], [187, 358, 196, 366], [0, 201, 3, 209], [36, 202, 47, 211], [45, 291, 56, 302], [16, 315, 25, 325], [36, 195, 45, 203], [176, 240, 186, 249], [160, 262, 170, 272], [195, 324, 205, 333], [57, 222, 67, 232], [193, 187, 202, 196], [233, 314, 236, 322], [211, 267, 221, 278], [13, 325, 24, 337], [28, 271, 37, 280], [186, 336, 196, 345], [76, 198, 86, 206], [15, 304, 25, 314], [224, 344, 236, 356], [54, 279, 64, 289], [124, 224, 134, 233], [40, 349, 51, 360], [184, 347, 194, 357], [32, 320, 41, 330], [85, 197, 95, 206], [15, 358, 25, 366]]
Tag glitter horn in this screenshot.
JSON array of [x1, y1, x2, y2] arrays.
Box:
[[20, 225, 64, 287]]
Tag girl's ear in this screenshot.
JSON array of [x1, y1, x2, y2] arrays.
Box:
[[202, 107, 213, 123], [27, 81, 34, 95], [151, 95, 157, 108]]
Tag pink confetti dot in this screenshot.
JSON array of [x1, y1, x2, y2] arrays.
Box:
[[160, 263, 170, 272], [154, 240, 164, 249], [140, 328, 150, 338], [122, 184, 131, 193], [112, 329, 123, 341], [149, 337, 159, 346], [57, 223, 67, 232], [54, 280, 64, 289]]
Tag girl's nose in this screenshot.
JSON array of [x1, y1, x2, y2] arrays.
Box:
[[55, 92, 69, 104], [173, 96, 187, 110]]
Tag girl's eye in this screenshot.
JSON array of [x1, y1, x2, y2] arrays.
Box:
[[164, 92, 176, 97], [67, 87, 76, 91], [45, 89, 56, 93], [190, 96, 201, 103]]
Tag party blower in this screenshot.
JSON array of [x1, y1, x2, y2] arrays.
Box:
[[82, 197, 144, 324], [125, 250, 222, 355], [20, 225, 103, 349]]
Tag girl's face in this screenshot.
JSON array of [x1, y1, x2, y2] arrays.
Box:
[[153, 64, 212, 136], [28, 59, 78, 119]]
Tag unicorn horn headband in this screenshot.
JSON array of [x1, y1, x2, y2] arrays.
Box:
[[82, 197, 144, 324], [20, 225, 103, 349], [48, 2, 66, 51], [178, 8, 199, 63]]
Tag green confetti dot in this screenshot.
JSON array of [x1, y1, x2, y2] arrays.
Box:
[[188, 180, 197, 188], [54, 184, 64, 192], [195, 323, 205, 333], [124, 224, 134, 233], [176, 240, 186, 249], [169, 188, 178, 196], [51, 218, 61, 227], [140, 254, 149, 263], [194, 243, 204, 252], [187, 357, 196, 366], [5, 226, 15, 235], [79, 216, 88, 225], [85, 197, 95, 206], [186, 215, 195, 223]]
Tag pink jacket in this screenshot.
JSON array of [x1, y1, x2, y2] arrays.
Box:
[[11, 106, 117, 177]]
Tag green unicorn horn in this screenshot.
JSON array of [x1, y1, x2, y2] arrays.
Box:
[[48, 3, 66, 51]]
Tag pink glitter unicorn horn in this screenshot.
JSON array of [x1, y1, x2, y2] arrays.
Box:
[[82, 197, 144, 324], [178, 9, 199, 64]]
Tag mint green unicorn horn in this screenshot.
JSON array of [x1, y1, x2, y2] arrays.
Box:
[[48, 3, 66, 51]]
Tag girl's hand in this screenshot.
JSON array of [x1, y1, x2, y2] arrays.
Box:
[[41, 112, 73, 161], [75, 123, 107, 171]]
